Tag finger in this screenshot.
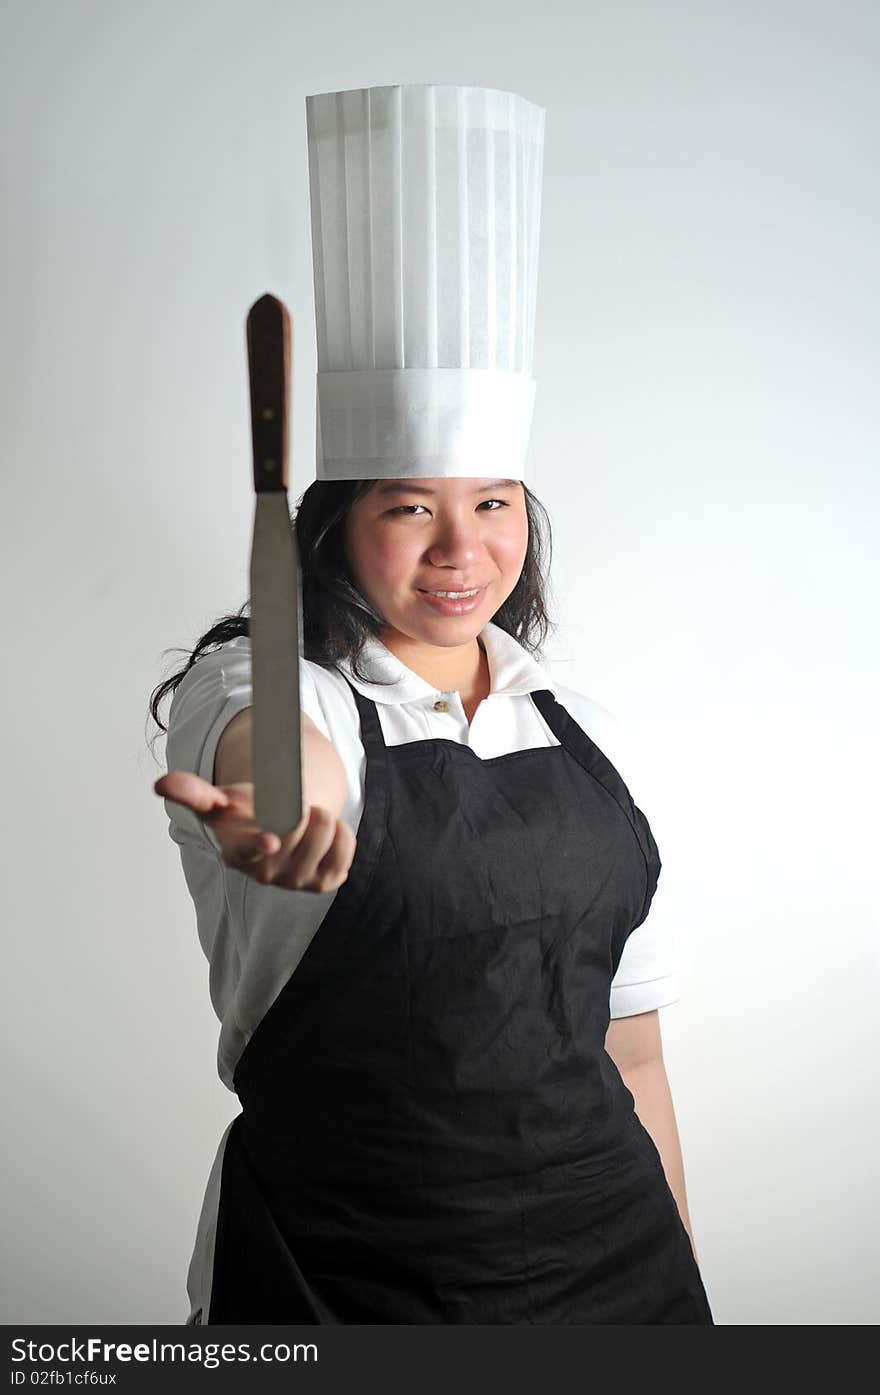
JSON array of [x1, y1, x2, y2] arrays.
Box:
[[230, 805, 310, 873], [249, 809, 331, 881], [154, 772, 231, 817], [311, 821, 356, 890], [237, 830, 282, 863], [268, 806, 337, 888]]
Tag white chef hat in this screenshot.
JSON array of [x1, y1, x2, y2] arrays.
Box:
[[305, 83, 546, 483]]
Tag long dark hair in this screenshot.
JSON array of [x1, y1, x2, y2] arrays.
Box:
[[147, 479, 556, 761]]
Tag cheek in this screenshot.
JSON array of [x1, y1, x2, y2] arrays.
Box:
[[496, 517, 529, 568], [376, 534, 411, 576], [354, 528, 416, 591]]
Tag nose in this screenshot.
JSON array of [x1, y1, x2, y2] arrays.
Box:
[[424, 510, 484, 566]]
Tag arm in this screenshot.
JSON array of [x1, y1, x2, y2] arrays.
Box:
[[214, 706, 348, 819], [157, 703, 353, 893], [604, 1009, 701, 1266]]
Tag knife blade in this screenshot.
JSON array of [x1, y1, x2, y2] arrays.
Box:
[[246, 292, 303, 836]]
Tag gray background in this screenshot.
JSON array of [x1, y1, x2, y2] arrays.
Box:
[[2, 0, 877, 1324]]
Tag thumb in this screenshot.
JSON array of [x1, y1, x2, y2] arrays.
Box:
[[154, 772, 232, 817]]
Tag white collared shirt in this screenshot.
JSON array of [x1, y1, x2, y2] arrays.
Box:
[[162, 618, 681, 1322], [164, 617, 680, 1087]]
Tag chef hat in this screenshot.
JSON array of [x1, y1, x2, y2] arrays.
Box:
[[305, 84, 546, 482]]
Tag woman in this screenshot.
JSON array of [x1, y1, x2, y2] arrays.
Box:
[[151, 469, 714, 1324]]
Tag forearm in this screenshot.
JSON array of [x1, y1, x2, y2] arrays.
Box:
[[620, 1059, 700, 1266], [302, 725, 348, 819], [214, 707, 348, 820]]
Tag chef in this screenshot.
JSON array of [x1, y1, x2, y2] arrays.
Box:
[[153, 82, 714, 1324]]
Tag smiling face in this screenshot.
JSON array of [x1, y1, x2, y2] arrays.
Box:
[[343, 476, 529, 651]]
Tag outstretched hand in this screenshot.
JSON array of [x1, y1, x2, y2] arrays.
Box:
[[154, 772, 356, 894]]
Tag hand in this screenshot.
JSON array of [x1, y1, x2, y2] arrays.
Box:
[[154, 772, 356, 893]]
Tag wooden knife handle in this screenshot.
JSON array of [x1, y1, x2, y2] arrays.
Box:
[[247, 293, 291, 493]]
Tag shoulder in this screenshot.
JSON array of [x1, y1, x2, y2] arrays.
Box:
[[552, 681, 618, 737], [550, 681, 647, 798], [168, 635, 358, 741], [167, 635, 251, 721], [165, 637, 253, 779], [552, 680, 622, 756]]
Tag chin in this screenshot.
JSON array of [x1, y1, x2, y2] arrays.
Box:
[[386, 613, 484, 646]]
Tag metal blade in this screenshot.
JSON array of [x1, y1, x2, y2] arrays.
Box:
[[250, 493, 303, 834]]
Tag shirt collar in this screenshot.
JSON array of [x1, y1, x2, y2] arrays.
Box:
[[333, 619, 560, 705]]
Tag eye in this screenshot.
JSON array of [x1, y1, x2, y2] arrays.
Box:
[[388, 500, 509, 515]]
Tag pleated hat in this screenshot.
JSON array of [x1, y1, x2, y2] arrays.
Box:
[[305, 84, 546, 482]]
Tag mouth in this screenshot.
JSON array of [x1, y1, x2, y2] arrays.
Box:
[[417, 585, 487, 615], [417, 587, 485, 599]]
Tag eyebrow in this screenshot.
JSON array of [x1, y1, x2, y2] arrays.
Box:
[[374, 478, 520, 497]]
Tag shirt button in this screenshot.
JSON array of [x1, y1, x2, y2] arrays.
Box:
[[433, 699, 450, 713]]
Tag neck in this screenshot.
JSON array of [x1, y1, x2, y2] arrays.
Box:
[[378, 628, 490, 700]]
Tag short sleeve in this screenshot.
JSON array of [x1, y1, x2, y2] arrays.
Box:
[[162, 637, 329, 856], [609, 902, 680, 1018], [553, 685, 681, 1018], [602, 714, 680, 1017]]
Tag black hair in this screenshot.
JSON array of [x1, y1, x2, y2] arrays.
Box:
[[147, 478, 556, 761]]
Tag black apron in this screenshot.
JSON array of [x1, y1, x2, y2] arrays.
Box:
[[207, 679, 714, 1324]]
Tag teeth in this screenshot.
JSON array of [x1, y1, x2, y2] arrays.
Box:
[[428, 589, 480, 598]]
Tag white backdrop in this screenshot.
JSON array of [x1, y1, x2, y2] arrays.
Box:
[[2, 0, 877, 1325]]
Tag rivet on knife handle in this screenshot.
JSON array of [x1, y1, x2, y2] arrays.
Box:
[[246, 293, 304, 836]]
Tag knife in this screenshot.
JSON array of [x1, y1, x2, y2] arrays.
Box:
[[246, 292, 303, 836]]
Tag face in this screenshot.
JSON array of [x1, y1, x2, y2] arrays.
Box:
[[344, 476, 529, 649]]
